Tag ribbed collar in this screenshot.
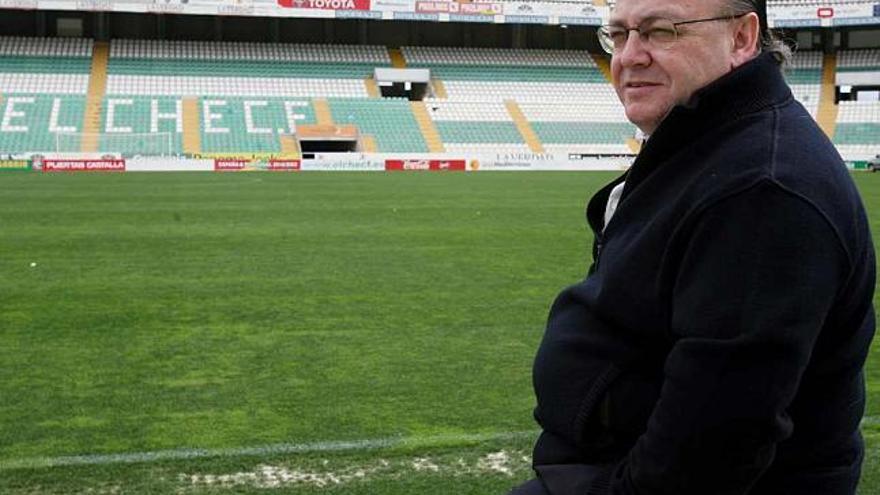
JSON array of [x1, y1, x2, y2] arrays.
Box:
[[625, 52, 792, 188]]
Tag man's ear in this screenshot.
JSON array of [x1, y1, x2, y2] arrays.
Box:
[[730, 12, 761, 68]]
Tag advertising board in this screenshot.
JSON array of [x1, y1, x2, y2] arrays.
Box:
[[502, 1, 602, 18], [768, 3, 877, 27], [126, 157, 215, 172], [0, 0, 37, 8], [277, 0, 370, 10], [466, 152, 631, 171], [370, 0, 413, 12], [385, 159, 466, 171], [300, 155, 385, 171], [214, 158, 250, 171], [415, 0, 499, 15], [42, 159, 125, 171], [268, 159, 302, 171], [0, 159, 31, 171], [16, 0, 880, 27]]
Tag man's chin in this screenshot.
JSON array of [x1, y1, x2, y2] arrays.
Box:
[[624, 110, 660, 136]]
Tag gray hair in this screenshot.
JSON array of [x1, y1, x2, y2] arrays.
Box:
[[725, 0, 793, 66]]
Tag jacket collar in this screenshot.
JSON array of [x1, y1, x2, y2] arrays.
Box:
[[626, 52, 792, 188]]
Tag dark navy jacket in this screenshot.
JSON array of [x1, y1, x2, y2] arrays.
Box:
[[530, 53, 876, 494]]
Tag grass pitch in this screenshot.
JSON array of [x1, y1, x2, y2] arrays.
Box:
[[1, 171, 879, 494]]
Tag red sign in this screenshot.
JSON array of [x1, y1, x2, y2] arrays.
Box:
[[817, 7, 834, 17], [386, 159, 429, 171], [385, 159, 466, 171], [278, 0, 370, 10], [43, 159, 125, 172], [214, 159, 249, 171], [268, 159, 302, 171]]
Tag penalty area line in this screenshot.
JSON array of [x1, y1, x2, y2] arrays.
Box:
[[0, 430, 538, 471]]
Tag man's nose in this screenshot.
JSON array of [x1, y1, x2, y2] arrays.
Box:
[[616, 30, 651, 67]]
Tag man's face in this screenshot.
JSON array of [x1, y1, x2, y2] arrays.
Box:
[[610, 0, 739, 134]]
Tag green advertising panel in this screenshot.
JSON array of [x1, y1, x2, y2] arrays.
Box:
[[0, 159, 32, 171]]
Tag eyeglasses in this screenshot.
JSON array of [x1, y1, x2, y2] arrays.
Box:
[[597, 14, 748, 54]]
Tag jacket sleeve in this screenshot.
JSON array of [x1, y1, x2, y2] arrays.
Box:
[[602, 181, 851, 495]]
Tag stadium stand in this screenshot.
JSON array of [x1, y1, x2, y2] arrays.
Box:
[[329, 98, 428, 153], [101, 40, 400, 155], [834, 50, 880, 156], [407, 46, 636, 155], [785, 50, 823, 118], [836, 101, 880, 156], [0, 35, 877, 159], [838, 49, 880, 73], [426, 101, 530, 154], [0, 37, 91, 154]]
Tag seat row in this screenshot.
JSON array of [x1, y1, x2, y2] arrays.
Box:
[[401, 46, 597, 68], [105, 76, 368, 98], [0, 36, 92, 57], [110, 39, 390, 64], [838, 50, 880, 70]]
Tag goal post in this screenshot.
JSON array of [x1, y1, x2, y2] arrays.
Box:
[[54, 132, 174, 156]]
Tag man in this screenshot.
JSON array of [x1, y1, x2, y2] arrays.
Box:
[[508, 0, 876, 493]]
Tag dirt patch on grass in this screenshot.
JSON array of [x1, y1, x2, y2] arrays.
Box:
[[181, 449, 532, 489]]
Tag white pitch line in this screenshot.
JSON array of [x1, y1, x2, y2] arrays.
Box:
[[7, 415, 880, 471], [860, 415, 880, 427], [0, 430, 538, 471]]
